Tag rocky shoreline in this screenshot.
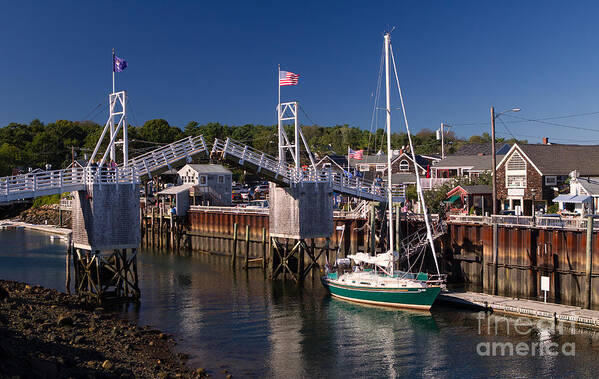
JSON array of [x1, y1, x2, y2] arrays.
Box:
[[0, 280, 210, 378]]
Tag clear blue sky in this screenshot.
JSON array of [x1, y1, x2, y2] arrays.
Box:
[[2, 0, 599, 144]]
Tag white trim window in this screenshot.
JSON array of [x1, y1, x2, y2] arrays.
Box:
[[376, 164, 387, 172], [199, 175, 208, 186], [359, 164, 370, 172], [218, 175, 224, 184], [545, 176, 557, 186], [399, 160, 409, 171], [506, 151, 527, 188]]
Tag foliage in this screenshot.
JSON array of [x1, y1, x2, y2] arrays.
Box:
[[0, 117, 520, 178], [31, 194, 60, 208], [547, 203, 559, 214]]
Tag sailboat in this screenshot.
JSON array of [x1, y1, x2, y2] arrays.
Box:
[[321, 32, 445, 310]]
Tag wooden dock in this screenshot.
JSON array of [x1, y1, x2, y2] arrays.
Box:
[[439, 291, 599, 328]]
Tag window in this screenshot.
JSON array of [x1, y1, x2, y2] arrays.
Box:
[[507, 151, 526, 170], [323, 163, 331, 170], [507, 175, 526, 188], [218, 175, 224, 184], [506, 151, 527, 189], [199, 175, 207, 185], [545, 176, 557, 186], [399, 160, 409, 171], [376, 164, 386, 172], [359, 164, 370, 172]]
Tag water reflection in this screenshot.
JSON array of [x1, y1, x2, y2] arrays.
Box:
[[1, 230, 597, 378]]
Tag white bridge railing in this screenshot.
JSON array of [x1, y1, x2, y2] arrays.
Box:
[[212, 137, 388, 202], [128, 135, 207, 178], [448, 214, 599, 231], [0, 135, 208, 204], [0, 166, 140, 203]]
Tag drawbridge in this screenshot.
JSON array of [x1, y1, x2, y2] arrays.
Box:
[[211, 137, 388, 202], [0, 135, 208, 204]]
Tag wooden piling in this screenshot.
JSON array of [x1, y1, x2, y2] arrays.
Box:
[[261, 227, 267, 270], [65, 234, 72, 294], [493, 223, 498, 296], [231, 222, 238, 268], [586, 215, 593, 309], [244, 224, 250, 269], [395, 204, 400, 253]]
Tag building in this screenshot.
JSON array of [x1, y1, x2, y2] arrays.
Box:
[[553, 172, 599, 215], [350, 151, 438, 181], [445, 185, 492, 215], [496, 143, 599, 215], [431, 154, 502, 181], [178, 164, 233, 206], [314, 154, 347, 173]]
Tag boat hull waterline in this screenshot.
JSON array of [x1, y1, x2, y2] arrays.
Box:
[[321, 277, 441, 310]]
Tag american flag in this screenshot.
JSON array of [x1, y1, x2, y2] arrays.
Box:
[[279, 71, 299, 86], [348, 148, 364, 160]]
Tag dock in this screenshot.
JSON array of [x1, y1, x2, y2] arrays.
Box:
[[439, 291, 599, 328], [0, 221, 71, 236]]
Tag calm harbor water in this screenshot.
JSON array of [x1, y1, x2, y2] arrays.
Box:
[[1, 228, 598, 378]]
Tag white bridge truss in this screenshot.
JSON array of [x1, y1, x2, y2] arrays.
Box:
[[212, 137, 392, 202]]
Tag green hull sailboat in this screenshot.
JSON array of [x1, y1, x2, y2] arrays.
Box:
[[322, 31, 445, 310]]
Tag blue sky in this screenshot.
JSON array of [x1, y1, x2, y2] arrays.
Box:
[[2, 1, 599, 143]]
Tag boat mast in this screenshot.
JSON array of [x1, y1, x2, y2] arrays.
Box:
[[384, 32, 394, 276]]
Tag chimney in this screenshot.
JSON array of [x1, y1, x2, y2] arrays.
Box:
[[542, 137, 549, 145]]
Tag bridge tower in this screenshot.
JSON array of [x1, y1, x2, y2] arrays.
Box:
[[71, 89, 141, 303], [269, 102, 333, 282]]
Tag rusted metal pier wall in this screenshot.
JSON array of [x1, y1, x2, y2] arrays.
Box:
[[446, 222, 599, 308], [141, 208, 368, 263]]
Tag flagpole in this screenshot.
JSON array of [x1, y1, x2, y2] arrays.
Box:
[[347, 146, 350, 172], [112, 48, 115, 94], [277, 64, 283, 163]]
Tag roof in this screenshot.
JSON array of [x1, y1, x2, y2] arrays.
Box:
[[553, 194, 592, 203], [384, 173, 417, 184], [513, 144, 599, 176], [156, 184, 193, 195], [350, 154, 394, 165], [574, 177, 599, 196], [180, 164, 232, 174], [461, 185, 492, 195], [433, 154, 504, 171], [316, 155, 347, 171], [454, 143, 511, 155], [447, 185, 492, 197]]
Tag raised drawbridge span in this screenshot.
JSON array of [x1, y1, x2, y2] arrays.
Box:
[[211, 137, 390, 202]]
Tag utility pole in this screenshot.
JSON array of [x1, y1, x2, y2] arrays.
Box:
[[440, 123, 445, 159], [491, 107, 497, 215]]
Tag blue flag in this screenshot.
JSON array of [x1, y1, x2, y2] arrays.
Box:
[[113, 55, 127, 72]]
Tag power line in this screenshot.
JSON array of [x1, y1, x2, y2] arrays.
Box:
[[503, 113, 599, 133]]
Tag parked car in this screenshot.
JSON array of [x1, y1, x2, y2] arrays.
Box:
[[254, 184, 269, 199], [232, 190, 243, 202], [246, 200, 268, 208], [499, 210, 516, 215]]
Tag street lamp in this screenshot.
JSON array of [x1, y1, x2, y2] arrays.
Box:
[[491, 106, 520, 215]]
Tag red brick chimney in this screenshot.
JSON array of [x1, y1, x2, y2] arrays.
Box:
[[542, 137, 549, 145]]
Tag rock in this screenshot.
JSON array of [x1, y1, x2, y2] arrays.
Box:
[[221, 369, 228, 374], [57, 314, 73, 327], [196, 368, 206, 375], [156, 372, 168, 379], [158, 333, 167, 340], [0, 286, 8, 301], [73, 335, 85, 344], [101, 360, 114, 370], [226, 375, 232, 379], [177, 353, 189, 361]]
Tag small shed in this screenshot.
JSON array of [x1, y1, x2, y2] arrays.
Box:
[[177, 164, 232, 206], [445, 185, 492, 215], [156, 184, 193, 217]]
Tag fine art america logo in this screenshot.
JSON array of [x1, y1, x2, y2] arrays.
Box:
[[476, 312, 576, 357]]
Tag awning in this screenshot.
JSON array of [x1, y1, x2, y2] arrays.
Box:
[[553, 194, 592, 203], [156, 184, 193, 195], [445, 195, 461, 203]]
